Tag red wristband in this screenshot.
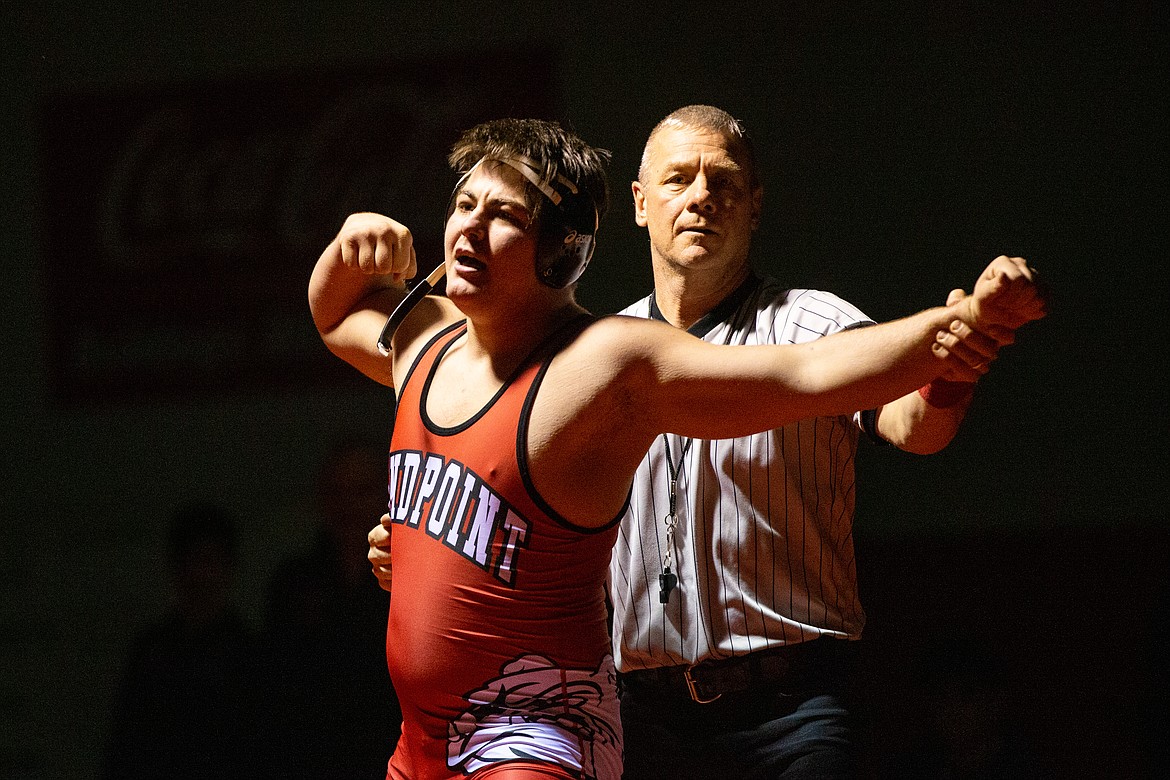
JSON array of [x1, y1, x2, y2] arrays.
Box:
[[918, 378, 976, 408]]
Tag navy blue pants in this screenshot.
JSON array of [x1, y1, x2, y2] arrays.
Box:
[[618, 651, 857, 779]]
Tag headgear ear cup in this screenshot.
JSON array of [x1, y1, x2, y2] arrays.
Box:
[[494, 155, 598, 289], [534, 191, 597, 289]]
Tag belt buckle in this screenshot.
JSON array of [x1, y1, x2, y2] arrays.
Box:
[[683, 664, 722, 704]]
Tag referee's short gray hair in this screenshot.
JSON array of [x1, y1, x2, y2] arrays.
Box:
[[639, 105, 758, 187]]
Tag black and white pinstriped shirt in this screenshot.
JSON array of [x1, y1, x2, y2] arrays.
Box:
[[610, 274, 879, 672]]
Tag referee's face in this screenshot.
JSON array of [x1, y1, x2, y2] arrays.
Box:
[[633, 125, 762, 276]]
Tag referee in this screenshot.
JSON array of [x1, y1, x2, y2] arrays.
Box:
[[610, 105, 1000, 779]]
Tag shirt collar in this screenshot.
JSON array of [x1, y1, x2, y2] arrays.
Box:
[[649, 273, 761, 338]]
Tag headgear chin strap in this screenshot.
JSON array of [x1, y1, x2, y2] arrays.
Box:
[[450, 155, 598, 289]]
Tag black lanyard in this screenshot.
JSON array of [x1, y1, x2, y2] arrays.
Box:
[[658, 434, 691, 603]]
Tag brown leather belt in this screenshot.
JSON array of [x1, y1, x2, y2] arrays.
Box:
[[618, 638, 852, 704]]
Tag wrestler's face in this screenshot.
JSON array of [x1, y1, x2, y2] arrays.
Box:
[[443, 161, 541, 302], [632, 125, 761, 277]]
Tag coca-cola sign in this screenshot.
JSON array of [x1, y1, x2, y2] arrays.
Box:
[[39, 51, 558, 402]]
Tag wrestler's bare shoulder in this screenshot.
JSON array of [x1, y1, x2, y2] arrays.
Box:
[[540, 314, 689, 421], [561, 313, 680, 364]]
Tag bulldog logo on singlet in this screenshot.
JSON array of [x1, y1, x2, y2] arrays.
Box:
[[447, 654, 621, 779], [387, 449, 531, 585]]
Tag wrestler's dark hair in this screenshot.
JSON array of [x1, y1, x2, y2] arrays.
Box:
[[448, 118, 611, 231], [447, 118, 611, 288], [639, 104, 759, 188]]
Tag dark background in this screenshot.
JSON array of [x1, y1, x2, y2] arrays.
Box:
[[1, 1, 1165, 777]]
